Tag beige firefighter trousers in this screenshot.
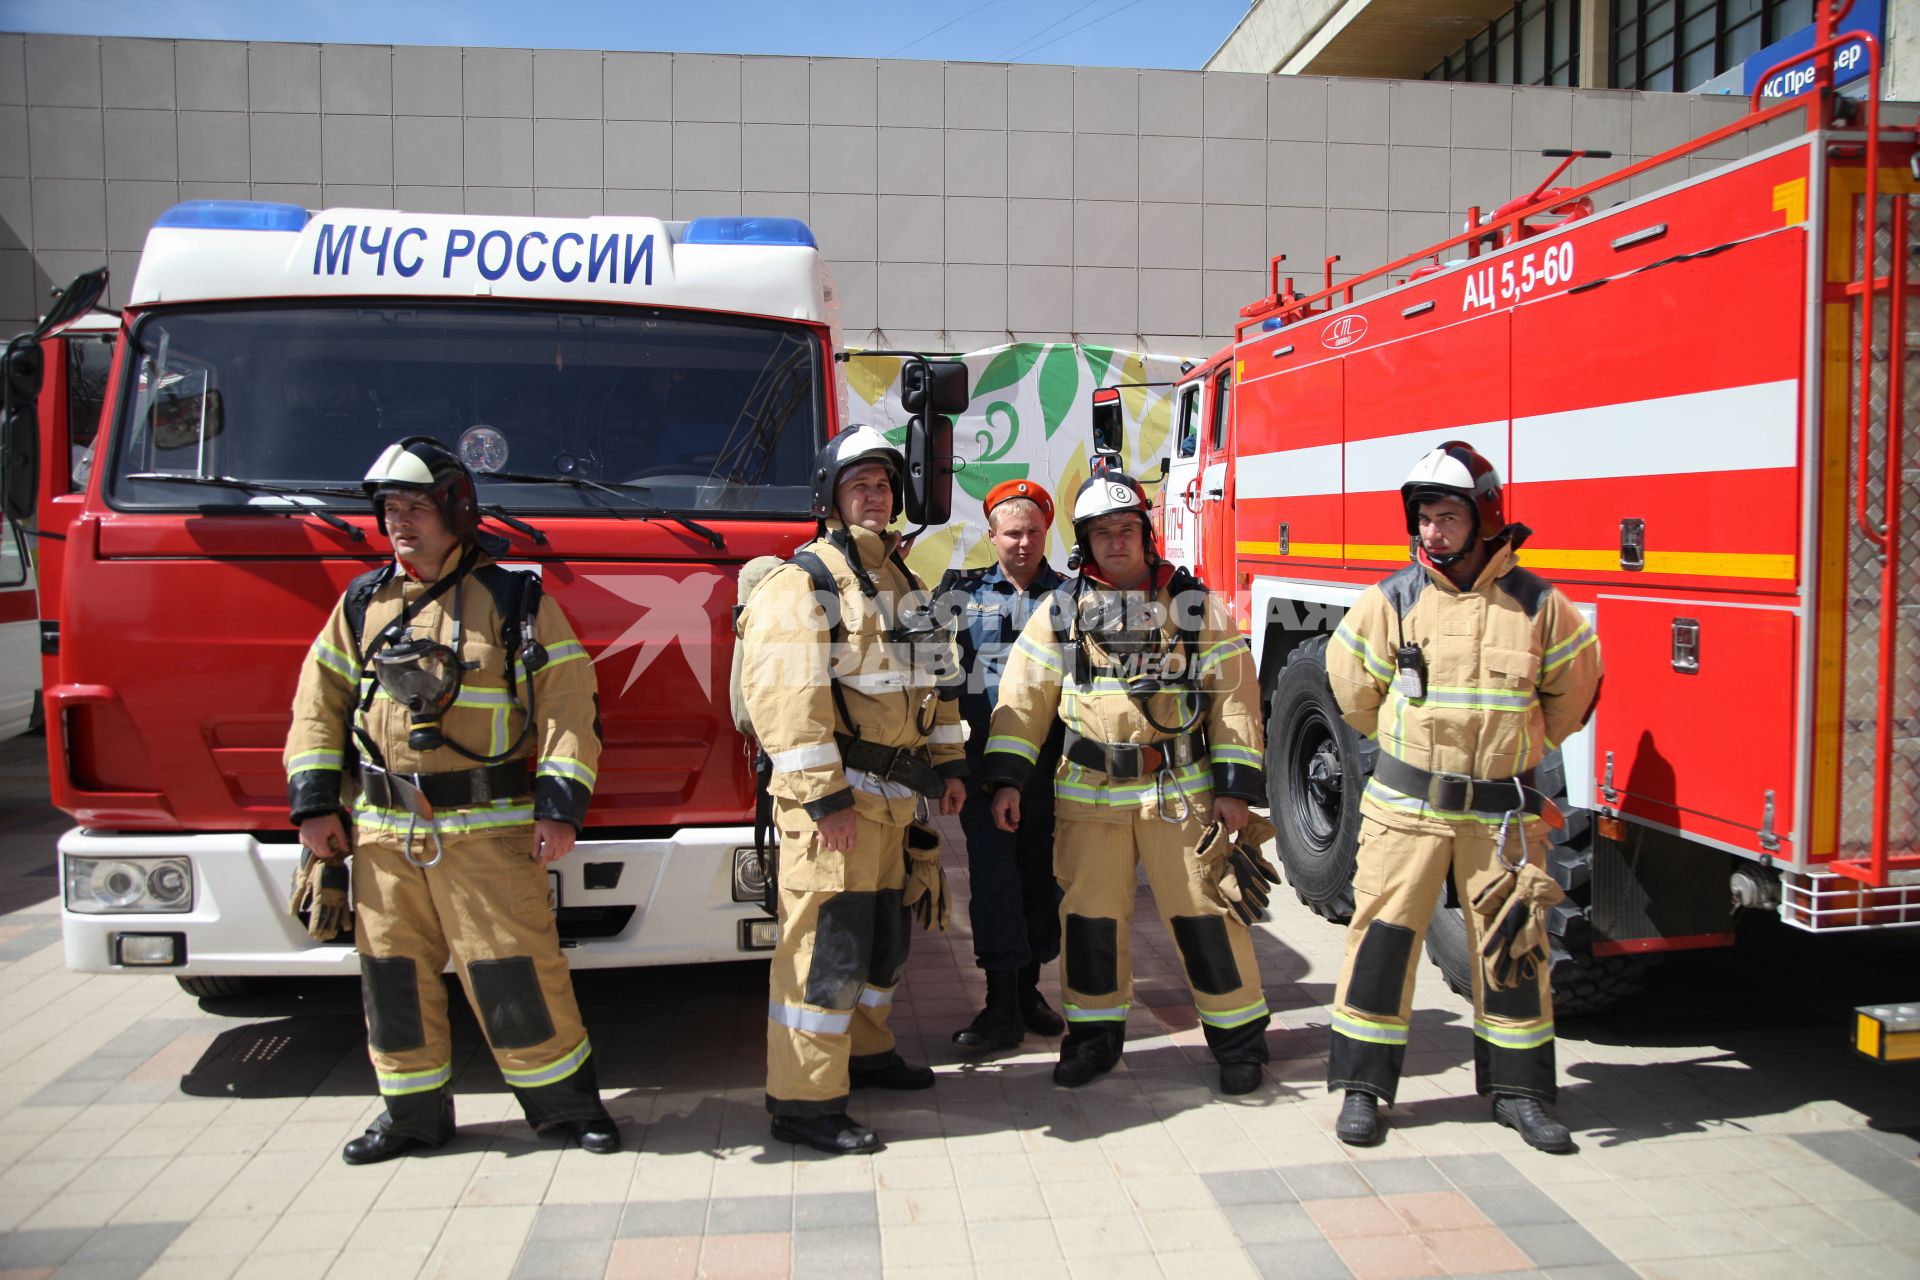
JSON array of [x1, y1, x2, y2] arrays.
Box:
[[352, 828, 594, 1111], [1329, 813, 1558, 1104], [765, 799, 912, 1116], [1055, 807, 1270, 1053]]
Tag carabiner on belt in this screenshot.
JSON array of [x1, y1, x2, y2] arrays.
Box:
[[1154, 762, 1191, 825], [401, 811, 446, 869], [1492, 807, 1526, 872]]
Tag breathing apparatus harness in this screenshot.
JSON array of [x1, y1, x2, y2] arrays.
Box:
[[1049, 564, 1212, 823], [343, 557, 551, 867]]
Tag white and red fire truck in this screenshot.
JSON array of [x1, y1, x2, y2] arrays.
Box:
[[2, 205, 954, 995], [1101, 9, 1920, 1012]]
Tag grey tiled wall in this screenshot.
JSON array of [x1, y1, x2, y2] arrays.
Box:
[[0, 32, 1780, 355]]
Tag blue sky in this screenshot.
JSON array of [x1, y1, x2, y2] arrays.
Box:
[[1, 0, 1254, 69]]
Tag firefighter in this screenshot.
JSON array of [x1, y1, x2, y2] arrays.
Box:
[[738, 426, 969, 1156], [1324, 441, 1602, 1153], [938, 479, 1066, 1052], [983, 472, 1273, 1095], [284, 437, 619, 1165]]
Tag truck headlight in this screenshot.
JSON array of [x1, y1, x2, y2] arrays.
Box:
[[732, 847, 770, 903], [65, 856, 194, 914]]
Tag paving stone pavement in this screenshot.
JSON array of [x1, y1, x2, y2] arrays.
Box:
[[0, 734, 1917, 1279]]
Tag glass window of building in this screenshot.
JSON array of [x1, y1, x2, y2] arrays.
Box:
[[1611, 0, 1815, 91], [1425, 0, 1582, 86]]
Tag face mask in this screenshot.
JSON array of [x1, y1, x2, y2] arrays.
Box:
[[372, 632, 462, 751]]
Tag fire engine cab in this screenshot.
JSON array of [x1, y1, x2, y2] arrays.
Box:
[[1, 203, 956, 996], [1100, 10, 1920, 1012]]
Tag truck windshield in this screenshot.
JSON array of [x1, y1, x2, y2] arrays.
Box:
[[105, 303, 822, 516]]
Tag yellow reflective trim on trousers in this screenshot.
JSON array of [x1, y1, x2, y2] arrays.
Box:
[[377, 1062, 452, 1096], [501, 1037, 591, 1088], [1363, 780, 1512, 826], [1198, 998, 1270, 1028], [1473, 1019, 1555, 1050], [1332, 1011, 1409, 1045], [986, 734, 1040, 763], [1055, 761, 1209, 806], [1063, 1003, 1129, 1022], [353, 802, 535, 835]]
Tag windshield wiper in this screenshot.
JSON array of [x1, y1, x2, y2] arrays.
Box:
[[483, 506, 548, 545], [482, 471, 725, 550], [122, 473, 367, 541]]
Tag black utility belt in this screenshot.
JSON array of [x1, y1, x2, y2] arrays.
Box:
[[362, 760, 532, 810], [1372, 755, 1541, 816], [836, 734, 944, 799], [1062, 729, 1203, 781]]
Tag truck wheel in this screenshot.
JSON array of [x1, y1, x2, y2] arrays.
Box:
[[176, 975, 256, 1000], [1265, 635, 1374, 923]]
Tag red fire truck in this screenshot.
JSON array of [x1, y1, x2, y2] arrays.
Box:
[[1101, 7, 1919, 1012], [1, 206, 955, 996]]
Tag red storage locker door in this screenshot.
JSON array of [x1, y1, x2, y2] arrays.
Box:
[[1592, 596, 1797, 858], [1232, 356, 1344, 568]]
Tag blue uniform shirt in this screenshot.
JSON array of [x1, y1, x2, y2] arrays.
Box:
[[939, 559, 1067, 750]]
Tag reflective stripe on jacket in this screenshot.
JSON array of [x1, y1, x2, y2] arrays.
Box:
[[983, 574, 1265, 823], [1326, 540, 1602, 833], [739, 522, 966, 825], [283, 544, 603, 831]]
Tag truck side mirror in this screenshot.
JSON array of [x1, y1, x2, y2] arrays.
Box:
[[900, 356, 966, 526], [1, 268, 109, 525], [905, 411, 953, 526], [1090, 386, 1122, 460]]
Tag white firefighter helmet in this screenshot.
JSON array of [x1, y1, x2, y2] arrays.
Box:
[[809, 425, 905, 522], [1401, 440, 1505, 544], [1069, 471, 1156, 564]]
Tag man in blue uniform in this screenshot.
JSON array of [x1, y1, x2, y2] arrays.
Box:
[[939, 480, 1068, 1050]]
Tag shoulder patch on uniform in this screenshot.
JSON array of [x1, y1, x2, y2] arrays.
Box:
[[1380, 564, 1428, 619], [1495, 567, 1551, 619]]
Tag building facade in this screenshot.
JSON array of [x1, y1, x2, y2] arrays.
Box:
[[3, 31, 1803, 354]]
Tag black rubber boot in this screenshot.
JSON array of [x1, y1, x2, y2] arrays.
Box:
[[558, 1113, 621, 1155], [953, 969, 1024, 1051], [1017, 963, 1065, 1036], [848, 1050, 935, 1090], [343, 1092, 455, 1166], [1051, 1023, 1123, 1088], [771, 1112, 882, 1155], [1219, 1062, 1264, 1096], [1492, 1094, 1573, 1153], [1335, 1091, 1381, 1146]]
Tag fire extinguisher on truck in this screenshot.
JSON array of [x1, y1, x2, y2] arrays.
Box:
[[1091, 2, 1920, 1033]]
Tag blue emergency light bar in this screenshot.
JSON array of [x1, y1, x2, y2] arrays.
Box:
[[682, 216, 817, 248], [155, 200, 313, 232]]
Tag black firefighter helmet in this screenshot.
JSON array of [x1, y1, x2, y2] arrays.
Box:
[[364, 436, 482, 542]]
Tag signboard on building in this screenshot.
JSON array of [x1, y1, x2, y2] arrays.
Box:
[[1742, 0, 1884, 98]]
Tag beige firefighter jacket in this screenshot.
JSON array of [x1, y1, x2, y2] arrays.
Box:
[[1327, 538, 1602, 834], [283, 543, 603, 837], [983, 567, 1265, 824], [738, 521, 967, 827]]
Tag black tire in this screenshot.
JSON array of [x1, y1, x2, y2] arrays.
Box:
[[1266, 635, 1375, 923], [1421, 751, 1655, 1017], [176, 975, 257, 1000]]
